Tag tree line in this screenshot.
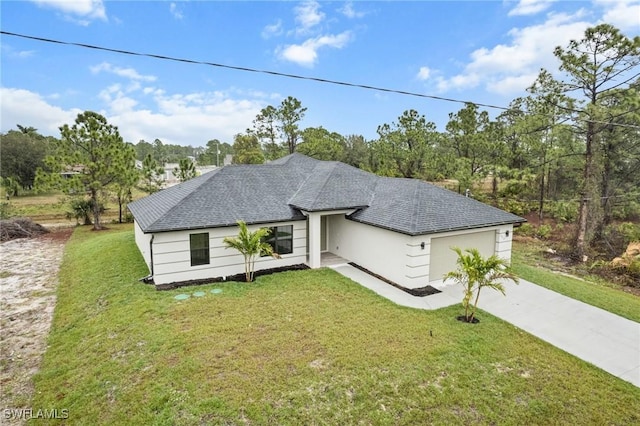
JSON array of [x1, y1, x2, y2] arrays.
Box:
[[1, 24, 638, 262]]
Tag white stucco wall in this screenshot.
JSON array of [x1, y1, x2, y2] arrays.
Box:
[[149, 220, 307, 285], [134, 220, 152, 273], [327, 216, 427, 288], [327, 216, 515, 288]]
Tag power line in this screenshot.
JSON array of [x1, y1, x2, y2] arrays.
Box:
[[2, 30, 640, 131], [0, 30, 514, 112]]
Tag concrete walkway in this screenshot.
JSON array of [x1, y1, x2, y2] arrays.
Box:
[[330, 264, 640, 388]]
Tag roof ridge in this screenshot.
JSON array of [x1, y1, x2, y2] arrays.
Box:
[[286, 158, 333, 208], [311, 161, 339, 207], [410, 179, 421, 233]]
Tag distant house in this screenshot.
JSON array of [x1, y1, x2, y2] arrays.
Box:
[[128, 154, 524, 288]]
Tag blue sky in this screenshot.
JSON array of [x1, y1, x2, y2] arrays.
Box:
[[1, 1, 638, 146]]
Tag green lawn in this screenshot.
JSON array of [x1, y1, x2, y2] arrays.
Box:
[[512, 241, 640, 323], [32, 225, 640, 424]]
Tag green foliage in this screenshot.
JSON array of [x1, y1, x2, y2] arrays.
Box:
[[197, 139, 233, 166], [615, 222, 640, 244], [537, 224, 553, 239], [372, 109, 439, 178], [36, 111, 135, 230], [296, 127, 345, 161], [232, 133, 264, 164], [444, 247, 519, 322], [549, 24, 640, 258], [223, 220, 280, 282], [139, 153, 164, 194], [546, 201, 578, 223], [1, 176, 21, 197], [279, 96, 307, 154], [612, 199, 640, 221], [0, 127, 49, 189], [252, 97, 307, 156], [515, 223, 534, 237], [173, 158, 197, 182], [445, 103, 503, 181], [497, 198, 533, 216], [66, 197, 103, 225], [0, 201, 15, 219]]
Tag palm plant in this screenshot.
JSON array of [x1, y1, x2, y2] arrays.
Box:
[[223, 220, 281, 282], [445, 247, 519, 323]]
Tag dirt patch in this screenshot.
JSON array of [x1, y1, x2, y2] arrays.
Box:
[[0, 228, 72, 423]]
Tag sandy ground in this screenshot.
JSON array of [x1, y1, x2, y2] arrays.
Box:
[[0, 228, 72, 423]]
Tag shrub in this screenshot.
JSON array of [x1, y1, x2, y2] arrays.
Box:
[[0, 202, 15, 220], [547, 201, 578, 223], [537, 224, 553, 239], [497, 198, 533, 216], [612, 199, 640, 221], [516, 223, 535, 237]]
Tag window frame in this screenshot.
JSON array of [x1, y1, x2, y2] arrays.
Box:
[[189, 232, 210, 266], [263, 225, 293, 256]]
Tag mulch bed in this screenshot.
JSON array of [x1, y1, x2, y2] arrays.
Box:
[[155, 264, 310, 290], [347, 262, 442, 297]]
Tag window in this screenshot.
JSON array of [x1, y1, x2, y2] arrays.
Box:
[[190, 233, 210, 266], [263, 225, 293, 255]]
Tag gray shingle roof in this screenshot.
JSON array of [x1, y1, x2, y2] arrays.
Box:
[[349, 177, 524, 235], [128, 153, 524, 234]]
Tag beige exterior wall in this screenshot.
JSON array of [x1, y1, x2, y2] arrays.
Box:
[[327, 217, 514, 288], [149, 220, 307, 285], [134, 220, 152, 273], [327, 216, 429, 288]]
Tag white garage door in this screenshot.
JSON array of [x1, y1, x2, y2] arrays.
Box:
[[429, 231, 496, 282]]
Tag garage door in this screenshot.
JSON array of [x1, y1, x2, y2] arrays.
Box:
[[429, 231, 496, 282]]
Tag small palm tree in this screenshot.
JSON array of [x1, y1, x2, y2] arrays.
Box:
[[445, 247, 519, 323], [223, 220, 281, 282]]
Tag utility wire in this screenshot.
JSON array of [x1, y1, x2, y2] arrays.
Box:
[[1, 30, 513, 111], [2, 30, 640, 131]]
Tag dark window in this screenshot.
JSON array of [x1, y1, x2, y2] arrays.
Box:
[[190, 233, 210, 266], [263, 225, 293, 255]]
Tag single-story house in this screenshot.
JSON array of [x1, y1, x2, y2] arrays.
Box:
[[128, 153, 525, 288]]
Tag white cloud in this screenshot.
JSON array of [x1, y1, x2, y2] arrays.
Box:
[[416, 66, 431, 81], [508, 0, 555, 16], [294, 1, 325, 35], [2, 44, 36, 59], [30, 0, 107, 23], [278, 31, 352, 67], [106, 91, 265, 145], [0, 88, 83, 136], [169, 2, 184, 20], [596, 0, 640, 31], [262, 20, 283, 39], [433, 11, 590, 94], [0, 86, 271, 146], [339, 1, 366, 19], [486, 73, 539, 95], [90, 62, 157, 82]]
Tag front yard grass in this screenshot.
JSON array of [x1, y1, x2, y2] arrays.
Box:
[[32, 225, 640, 424]]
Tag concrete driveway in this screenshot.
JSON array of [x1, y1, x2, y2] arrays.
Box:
[[330, 264, 640, 388]]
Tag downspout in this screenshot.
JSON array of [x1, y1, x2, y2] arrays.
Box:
[[140, 234, 155, 284], [149, 234, 155, 277]]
